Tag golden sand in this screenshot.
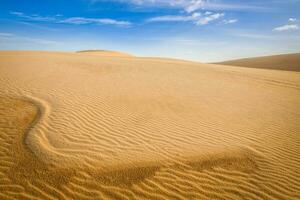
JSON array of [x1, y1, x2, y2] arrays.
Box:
[[0, 51, 299, 199], [217, 53, 300, 72], [77, 50, 133, 57]]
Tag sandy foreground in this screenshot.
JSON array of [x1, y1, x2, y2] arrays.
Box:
[[0, 51, 299, 199]]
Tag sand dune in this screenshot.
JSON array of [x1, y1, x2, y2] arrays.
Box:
[[0, 51, 299, 199], [217, 53, 300, 72], [77, 50, 133, 57]]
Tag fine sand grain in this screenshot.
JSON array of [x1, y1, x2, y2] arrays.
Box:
[[0, 51, 299, 199], [216, 53, 300, 72]]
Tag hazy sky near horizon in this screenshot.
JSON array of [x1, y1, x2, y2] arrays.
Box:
[[0, 0, 300, 62]]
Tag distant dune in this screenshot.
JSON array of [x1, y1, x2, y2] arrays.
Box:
[[217, 53, 300, 72], [77, 50, 133, 57], [0, 51, 299, 199]]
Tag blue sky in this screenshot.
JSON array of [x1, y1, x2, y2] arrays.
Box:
[[0, 0, 300, 62]]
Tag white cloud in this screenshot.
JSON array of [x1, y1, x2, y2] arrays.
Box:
[[196, 13, 224, 25], [273, 24, 299, 32], [91, 0, 266, 12], [223, 19, 238, 24], [92, 0, 209, 12], [202, 2, 267, 11], [147, 12, 201, 22], [10, 11, 56, 22], [147, 15, 191, 22], [61, 17, 131, 26], [184, 0, 206, 13], [273, 18, 299, 32], [10, 11, 131, 27], [0, 32, 59, 45], [9, 11, 24, 16], [147, 12, 224, 26]]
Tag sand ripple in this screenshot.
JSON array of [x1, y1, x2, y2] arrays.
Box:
[[0, 51, 299, 199]]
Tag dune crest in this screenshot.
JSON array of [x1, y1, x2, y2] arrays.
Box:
[[216, 53, 300, 72]]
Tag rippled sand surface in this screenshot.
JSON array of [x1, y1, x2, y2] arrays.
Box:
[[0, 51, 299, 199]]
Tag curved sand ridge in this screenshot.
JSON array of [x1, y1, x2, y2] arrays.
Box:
[[0, 51, 300, 199], [0, 97, 261, 199]]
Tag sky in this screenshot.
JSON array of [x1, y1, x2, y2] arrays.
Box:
[[0, 0, 300, 62]]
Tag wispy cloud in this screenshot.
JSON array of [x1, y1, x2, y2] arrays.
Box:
[[91, 0, 208, 12], [10, 11, 131, 27], [201, 2, 268, 11], [61, 17, 131, 26], [10, 11, 57, 22], [0, 32, 59, 45], [273, 24, 299, 32], [89, 1, 251, 27], [184, 0, 206, 13], [196, 12, 224, 25], [223, 19, 238, 24], [91, 0, 267, 12], [147, 13, 201, 22], [273, 18, 299, 32], [147, 12, 224, 26], [289, 18, 297, 22], [16, 21, 59, 31]]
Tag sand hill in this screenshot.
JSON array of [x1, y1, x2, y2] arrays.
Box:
[[77, 50, 133, 57], [217, 53, 300, 72], [0, 51, 299, 199]]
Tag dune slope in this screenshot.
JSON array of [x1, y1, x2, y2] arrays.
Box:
[[217, 53, 300, 72], [77, 50, 133, 57], [0, 51, 299, 199]]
